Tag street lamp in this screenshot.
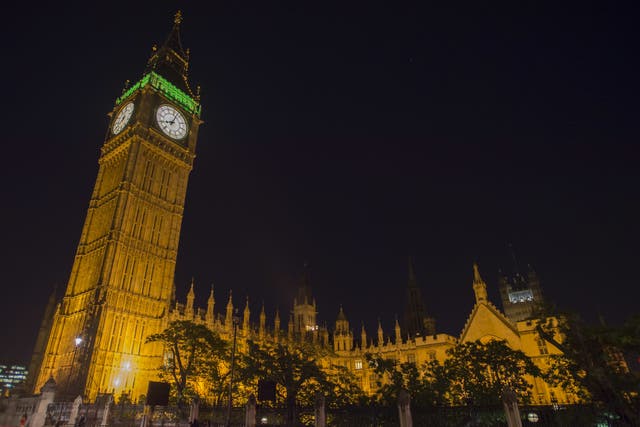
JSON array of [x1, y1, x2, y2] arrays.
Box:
[[225, 310, 240, 427]]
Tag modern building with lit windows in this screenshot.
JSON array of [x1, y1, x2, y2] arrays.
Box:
[[0, 365, 27, 396]]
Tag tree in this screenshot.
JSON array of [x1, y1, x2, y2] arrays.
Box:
[[537, 312, 640, 425], [365, 354, 449, 407], [239, 340, 330, 426], [367, 340, 538, 407], [443, 340, 541, 406], [301, 364, 367, 408], [145, 320, 228, 406]]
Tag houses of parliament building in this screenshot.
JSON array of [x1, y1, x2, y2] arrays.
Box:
[[28, 12, 568, 406]]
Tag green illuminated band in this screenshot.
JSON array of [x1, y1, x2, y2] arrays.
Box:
[[116, 72, 201, 116]]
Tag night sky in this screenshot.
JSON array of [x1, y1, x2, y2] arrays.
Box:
[[2, 2, 639, 364]]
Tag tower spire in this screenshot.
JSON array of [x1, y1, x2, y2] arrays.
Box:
[[403, 257, 435, 337], [145, 10, 193, 95], [472, 262, 488, 304]]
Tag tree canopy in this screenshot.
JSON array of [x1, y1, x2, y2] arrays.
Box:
[[537, 312, 640, 425], [145, 320, 228, 405], [239, 340, 328, 425], [367, 339, 541, 407]]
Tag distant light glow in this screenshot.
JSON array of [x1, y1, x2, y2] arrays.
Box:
[[75, 337, 83, 346], [508, 290, 534, 303], [260, 417, 268, 424]]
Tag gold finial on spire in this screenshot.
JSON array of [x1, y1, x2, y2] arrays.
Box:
[[174, 10, 183, 25]]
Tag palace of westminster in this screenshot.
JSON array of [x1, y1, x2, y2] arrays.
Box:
[[26, 13, 568, 406]]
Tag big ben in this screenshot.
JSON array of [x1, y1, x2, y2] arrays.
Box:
[[34, 12, 202, 400]]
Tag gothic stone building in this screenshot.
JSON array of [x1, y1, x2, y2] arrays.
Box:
[[30, 13, 570, 406]]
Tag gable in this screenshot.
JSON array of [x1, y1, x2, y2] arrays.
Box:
[[460, 303, 522, 350]]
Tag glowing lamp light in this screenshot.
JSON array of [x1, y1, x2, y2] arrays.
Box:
[[260, 417, 268, 424], [114, 378, 121, 387], [527, 412, 540, 423], [75, 337, 83, 346]]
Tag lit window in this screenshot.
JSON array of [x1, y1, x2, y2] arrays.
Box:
[[536, 336, 548, 355], [355, 360, 363, 370]]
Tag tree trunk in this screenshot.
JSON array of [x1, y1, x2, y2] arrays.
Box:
[[285, 390, 296, 427]]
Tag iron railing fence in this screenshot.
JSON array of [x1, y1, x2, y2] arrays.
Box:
[[38, 402, 629, 427]]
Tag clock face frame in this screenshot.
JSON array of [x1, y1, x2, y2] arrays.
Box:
[[112, 102, 135, 135], [156, 104, 188, 140]]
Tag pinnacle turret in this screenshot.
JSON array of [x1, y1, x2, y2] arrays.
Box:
[[206, 284, 215, 323], [225, 290, 234, 331], [472, 262, 488, 304], [186, 278, 195, 316], [259, 302, 266, 338]]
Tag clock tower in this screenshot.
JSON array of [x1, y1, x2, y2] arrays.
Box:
[[34, 12, 202, 400]]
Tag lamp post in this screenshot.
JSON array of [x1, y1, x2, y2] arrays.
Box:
[[225, 310, 240, 427]]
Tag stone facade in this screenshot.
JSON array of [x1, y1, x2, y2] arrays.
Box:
[[30, 12, 572, 407], [33, 12, 202, 401]]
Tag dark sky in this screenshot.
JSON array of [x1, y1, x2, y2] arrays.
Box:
[[2, 2, 639, 364]]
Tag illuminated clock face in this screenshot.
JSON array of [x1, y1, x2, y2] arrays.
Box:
[[156, 105, 188, 140], [112, 102, 134, 135]]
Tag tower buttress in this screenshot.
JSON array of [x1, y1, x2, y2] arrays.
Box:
[[361, 323, 367, 350], [25, 286, 59, 393], [377, 319, 384, 347], [395, 316, 402, 346]]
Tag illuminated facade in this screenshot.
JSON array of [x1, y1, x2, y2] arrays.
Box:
[[33, 12, 202, 400], [30, 12, 571, 406], [167, 262, 571, 405]]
